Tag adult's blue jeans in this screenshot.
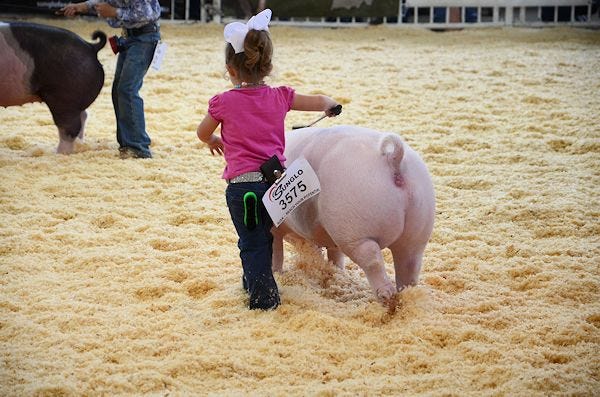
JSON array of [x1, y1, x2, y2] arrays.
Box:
[[226, 181, 280, 310], [112, 32, 159, 158]]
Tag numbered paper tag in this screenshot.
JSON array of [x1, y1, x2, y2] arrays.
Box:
[[150, 41, 167, 71], [262, 157, 320, 227]]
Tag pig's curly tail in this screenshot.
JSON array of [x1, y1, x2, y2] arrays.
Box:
[[380, 134, 404, 176], [90, 30, 107, 53]]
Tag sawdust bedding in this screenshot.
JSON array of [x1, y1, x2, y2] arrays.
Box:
[[0, 18, 598, 396]]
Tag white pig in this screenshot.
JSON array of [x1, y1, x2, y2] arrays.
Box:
[[271, 126, 435, 305]]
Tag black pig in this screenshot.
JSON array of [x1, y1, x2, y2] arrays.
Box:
[[0, 22, 106, 154]]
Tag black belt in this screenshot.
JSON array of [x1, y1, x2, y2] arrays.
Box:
[[123, 22, 159, 37]]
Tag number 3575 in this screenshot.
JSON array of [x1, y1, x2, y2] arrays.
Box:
[[279, 181, 307, 210]]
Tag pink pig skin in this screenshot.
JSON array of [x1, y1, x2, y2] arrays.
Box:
[[272, 126, 435, 304]]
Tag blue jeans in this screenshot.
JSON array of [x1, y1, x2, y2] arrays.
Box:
[[226, 182, 280, 310], [112, 32, 159, 158]]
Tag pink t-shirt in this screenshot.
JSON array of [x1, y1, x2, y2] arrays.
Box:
[[208, 85, 296, 180]]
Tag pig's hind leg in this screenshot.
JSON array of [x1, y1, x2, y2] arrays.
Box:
[[389, 240, 425, 290], [78, 110, 88, 140], [326, 247, 345, 269], [343, 239, 396, 303], [54, 113, 82, 154], [45, 97, 83, 154]]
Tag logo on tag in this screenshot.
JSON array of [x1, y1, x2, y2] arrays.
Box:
[[262, 157, 320, 227]]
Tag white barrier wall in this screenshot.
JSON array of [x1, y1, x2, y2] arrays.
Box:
[[404, 0, 597, 26], [171, 0, 598, 27], [406, 0, 588, 5], [169, 0, 221, 22]]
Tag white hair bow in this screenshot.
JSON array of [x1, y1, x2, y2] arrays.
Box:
[[224, 8, 272, 54]]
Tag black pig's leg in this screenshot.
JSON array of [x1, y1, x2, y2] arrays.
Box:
[[78, 110, 88, 140], [44, 94, 83, 154]]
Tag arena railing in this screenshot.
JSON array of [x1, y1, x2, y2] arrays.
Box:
[[170, 0, 599, 27], [0, 0, 595, 27], [403, 0, 598, 27]]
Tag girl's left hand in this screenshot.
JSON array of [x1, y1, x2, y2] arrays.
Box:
[[207, 135, 224, 156]]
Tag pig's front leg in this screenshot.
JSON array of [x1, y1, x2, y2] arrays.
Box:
[[343, 239, 396, 303]]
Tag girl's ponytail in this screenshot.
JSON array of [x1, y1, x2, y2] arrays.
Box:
[[226, 29, 273, 83]]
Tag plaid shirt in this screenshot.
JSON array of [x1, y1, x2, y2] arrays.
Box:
[[84, 0, 161, 28]]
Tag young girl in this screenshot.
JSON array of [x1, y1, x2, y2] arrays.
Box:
[[197, 9, 339, 310]]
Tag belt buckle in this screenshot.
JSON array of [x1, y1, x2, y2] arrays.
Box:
[[228, 171, 264, 184]]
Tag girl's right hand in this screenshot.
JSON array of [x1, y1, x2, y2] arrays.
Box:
[[325, 103, 342, 117], [291, 94, 340, 116], [207, 135, 224, 156]]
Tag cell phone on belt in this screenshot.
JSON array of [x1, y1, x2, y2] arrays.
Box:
[[260, 155, 285, 185]]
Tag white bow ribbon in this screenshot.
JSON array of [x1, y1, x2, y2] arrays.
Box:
[[224, 8, 272, 54]]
